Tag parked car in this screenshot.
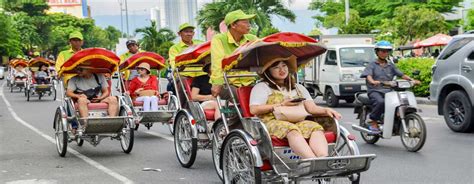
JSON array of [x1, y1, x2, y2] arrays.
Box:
[[430, 33, 474, 132]]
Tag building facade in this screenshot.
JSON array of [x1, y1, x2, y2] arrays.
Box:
[[47, 0, 90, 18]]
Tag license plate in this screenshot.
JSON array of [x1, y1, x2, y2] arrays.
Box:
[[361, 85, 367, 90]]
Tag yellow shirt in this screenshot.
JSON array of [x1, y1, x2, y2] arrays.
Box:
[[210, 31, 258, 86], [169, 40, 206, 77], [56, 48, 81, 82]]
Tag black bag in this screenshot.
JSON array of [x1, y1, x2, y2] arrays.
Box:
[[74, 74, 102, 100]]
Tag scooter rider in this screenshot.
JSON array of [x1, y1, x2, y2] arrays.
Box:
[[361, 40, 420, 133]]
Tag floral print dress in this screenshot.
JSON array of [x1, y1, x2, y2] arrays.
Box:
[[258, 89, 324, 139]]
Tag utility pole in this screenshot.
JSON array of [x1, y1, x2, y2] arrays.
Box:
[[118, 0, 124, 36], [345, 0, 350, 25], [125, 0, 130, 38]]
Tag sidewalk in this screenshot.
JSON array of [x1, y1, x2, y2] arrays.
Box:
[[416, 97, 436, 105]]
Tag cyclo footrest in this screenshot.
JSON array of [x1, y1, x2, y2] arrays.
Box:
[[81, 116, 128, 134], [278, 154, 376, 179], [137, 111, 174, 123]]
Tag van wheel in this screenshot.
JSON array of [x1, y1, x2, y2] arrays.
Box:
[[325, 88, 339, 107], [443, 90, 474, 132]]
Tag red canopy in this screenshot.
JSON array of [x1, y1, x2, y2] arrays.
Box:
[[175, 41, 211, 67], [119, 52, 166, 71], [11, 59, 28, 68], [29, 57, 54, 67], [414, 34, 452, 48], [221, 32, 326, 71], [59, 48, 120, 76]]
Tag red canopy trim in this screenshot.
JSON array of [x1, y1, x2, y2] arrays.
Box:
[[9, 58, 27, 66], [221, 32, 325, 71], [12, 60, 28, 68], [175, 41, 211, 67], [175, 50, 210, 67], [29, 57, 54, 67], [59, 48, 119, 76], [119, 52, 166, 71]]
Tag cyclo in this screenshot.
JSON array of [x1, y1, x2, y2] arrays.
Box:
[[217, 32, 376, 183], [53, 48, 134, 157], [25, 56, 57, 101], [118, 51, 178, 132], [8, 58, 28, 93], [172, 41, 228, 179]]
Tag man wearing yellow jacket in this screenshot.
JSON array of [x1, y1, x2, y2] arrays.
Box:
[[210, 9, 258, 99], [55, 31, 84, 82]]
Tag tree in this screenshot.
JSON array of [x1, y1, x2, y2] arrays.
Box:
[[2, 0, 49, 16], [135, 21, 176, 56], [465, 9, 474, 31], [309, 0, 462, 34], [380, 5, 448, 45], [197, 0, 296, 36], [0, 12, 22, 57], [104, 26, 122, 50]]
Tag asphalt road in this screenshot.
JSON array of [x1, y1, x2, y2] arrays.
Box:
[[0, 81, 473, 184]]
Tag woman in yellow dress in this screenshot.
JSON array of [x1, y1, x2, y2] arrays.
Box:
[[249, 55, 341, 159]]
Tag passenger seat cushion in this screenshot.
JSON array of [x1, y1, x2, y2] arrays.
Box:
[[236, 86, 254, 118], [204, 109, 215, 121]]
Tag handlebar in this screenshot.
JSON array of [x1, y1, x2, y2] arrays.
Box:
[[378, 80, 416, 89]]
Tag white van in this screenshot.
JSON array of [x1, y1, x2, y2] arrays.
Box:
[[301, 35, 375, 107]]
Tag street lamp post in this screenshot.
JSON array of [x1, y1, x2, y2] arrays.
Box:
[[345, 0, 350, 25], [125, 0, 130, 38], [118, 0, 124, 35]]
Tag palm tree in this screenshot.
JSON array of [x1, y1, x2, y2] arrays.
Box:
[[197, 0, 296, 37], [135, 21, 176, 53]]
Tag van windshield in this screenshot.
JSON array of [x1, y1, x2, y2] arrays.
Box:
[[339, 47, 375, 67]]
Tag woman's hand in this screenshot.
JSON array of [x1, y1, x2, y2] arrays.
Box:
[[281, 98, 299, 106], [325, 108, 342, 120]]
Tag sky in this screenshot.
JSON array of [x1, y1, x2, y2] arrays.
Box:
[[87, 0, 314, 16], [87, 0, 321, 37]]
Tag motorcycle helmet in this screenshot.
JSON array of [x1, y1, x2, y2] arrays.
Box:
[[374, 40, 393, 51]]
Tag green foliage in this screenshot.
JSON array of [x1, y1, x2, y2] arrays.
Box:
[[259, 26, 280, 37], [2, 0, 49, 16], [309, 0, 461, 42], [396, 57, 435, 97], [380, 6, 448, 45], [0, 1, 123, 58], [0, 12, 22, 57], [104, 26, 122, 50], [308, 28, 322, 36], [465, 9, 474, 30], [135, 21, 176, 57], [196, 0, 295, 37]]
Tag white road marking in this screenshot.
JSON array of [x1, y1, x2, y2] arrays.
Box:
[[143, 130, 174, 142], [0, 83, 133, 184]]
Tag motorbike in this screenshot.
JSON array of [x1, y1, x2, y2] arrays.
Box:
[[352, 79, 427, 152]]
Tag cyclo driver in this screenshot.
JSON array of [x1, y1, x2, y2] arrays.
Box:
[[360, 41, 420, 134]]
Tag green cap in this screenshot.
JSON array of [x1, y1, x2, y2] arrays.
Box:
[[69, 31, 83, 40], [178, 23, 195, 32], [224, 9, 255, 26]]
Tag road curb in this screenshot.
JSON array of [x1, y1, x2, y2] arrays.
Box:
[[416, 97, 436, 105]]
